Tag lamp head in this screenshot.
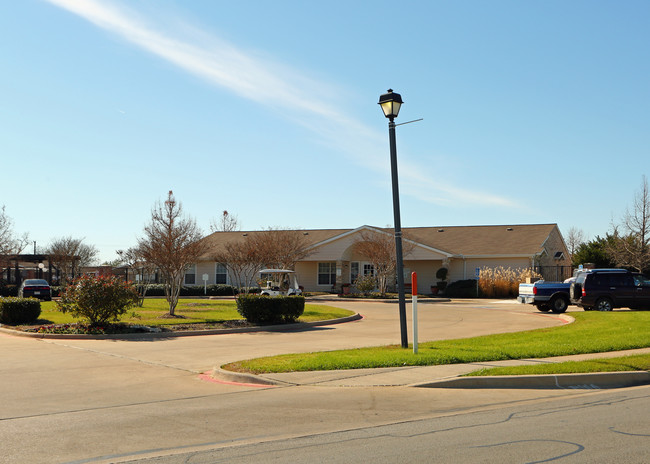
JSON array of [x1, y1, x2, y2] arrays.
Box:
[[378, 89, 403, 120]]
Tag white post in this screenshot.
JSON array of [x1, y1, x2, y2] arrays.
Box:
[[412, 271, 418, 354]]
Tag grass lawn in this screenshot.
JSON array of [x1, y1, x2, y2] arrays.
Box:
[[32, 299, 354, 328], [465, 353, 650, 376], [224, 311, 650, 374]]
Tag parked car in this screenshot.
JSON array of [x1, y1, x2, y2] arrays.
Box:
[[569, 268, 650, 311], [517, 280, 571, 313], [18, 279, 52, 301]]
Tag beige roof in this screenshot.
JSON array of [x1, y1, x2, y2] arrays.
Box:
[[199, 224, 559, 259], [198, 228, 350, 259], [399, 224, 559, 256]]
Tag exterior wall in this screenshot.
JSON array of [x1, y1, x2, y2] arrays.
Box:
[[192, 226, 566, 293], [195, 262, 218, 285], [537, 226, 573, 281], [448, 257, 533, 282], [403, 260, 442, 294], [539, 227, 570, 267], [294, 262, 320, 291]]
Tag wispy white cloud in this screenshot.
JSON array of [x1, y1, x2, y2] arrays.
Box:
[[45, 0, 517, 210], [45, 0, 343, 119]]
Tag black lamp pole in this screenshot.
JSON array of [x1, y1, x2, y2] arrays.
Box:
[[378, 89, 408, 349]]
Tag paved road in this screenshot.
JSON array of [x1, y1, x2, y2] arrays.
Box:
[[0, 299, 640, 463], [9, 298, 569, 374], [134, 385, 650, 463]]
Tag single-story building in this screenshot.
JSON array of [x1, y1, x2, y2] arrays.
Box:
[[190, 224, 572, 294], [1, 254, 57, 285]]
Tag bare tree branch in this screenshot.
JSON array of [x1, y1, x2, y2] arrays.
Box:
[[354, 229, 415, 295], [607, 175, 650, 272], [209, 210, 240, 233], [137, 191, 208, 315], [564, 227, 586, 260], [0, 205, 29, 269], [46, 237, 98, 285]]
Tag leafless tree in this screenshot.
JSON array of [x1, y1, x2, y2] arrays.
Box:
[[46, 237, 98, 285], [354, 229, 415, 295], [209, 210, 240, 233], [0, 205, 29, 269], [137, 191, 208, 316], [249, 228, 314, 270], [213, 239, 263, 294], [116, 246, 157, 306], [212, 228, 313, 293], [564, 227, 586, 259], [607, 175, 650, 272]]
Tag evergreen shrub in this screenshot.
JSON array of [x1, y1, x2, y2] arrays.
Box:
[[0, 297, 41, 324], [143, 284, 239, 297], [236, 295, 305, 324], [444, 279, 479, 298], [0, 284, 18, 297]]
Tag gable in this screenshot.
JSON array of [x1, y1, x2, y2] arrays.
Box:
[[198, 224, 560, 261], [304, 226, 453, 261]]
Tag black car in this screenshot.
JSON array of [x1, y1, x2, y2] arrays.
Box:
[[18, 279, 52, 301], [569, 268, 650, 311]]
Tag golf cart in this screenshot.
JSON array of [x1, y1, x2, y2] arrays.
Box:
[[259, 269, 302, 296]]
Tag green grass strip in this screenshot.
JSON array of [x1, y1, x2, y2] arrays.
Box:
[[35, 300, 353, 326], [226, 311, 650, 374], [465, 353, 650, 376]]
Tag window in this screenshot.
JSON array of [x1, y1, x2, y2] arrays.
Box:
[[318, 262, 336, 286], [351, 262, 374, 284], [215, 263, 227, 284], [184, 264, 196, 285], [350, 262, 360, 284]]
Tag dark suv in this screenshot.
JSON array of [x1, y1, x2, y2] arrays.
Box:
[[569, 269, 650, 311]]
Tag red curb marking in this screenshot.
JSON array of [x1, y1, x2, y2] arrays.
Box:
[[536, 314, 571, 324], [198, 372, 276, 388]]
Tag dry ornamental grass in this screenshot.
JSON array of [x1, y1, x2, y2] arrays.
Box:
[[478, 266, 541, 298]]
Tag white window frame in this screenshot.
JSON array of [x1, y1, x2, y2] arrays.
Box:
[[350, 262, 360, 284], [317, 262, 337, 286], [215, 263, 228, 285]]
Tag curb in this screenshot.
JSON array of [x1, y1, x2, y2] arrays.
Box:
[[0, 313, 362, 340], [412, 371, 650, 389], [211, 367, 294, 386]]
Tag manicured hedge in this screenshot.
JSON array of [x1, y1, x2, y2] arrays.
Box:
[[444, 279, 480, 298], [235, 295, 305, 324], [143, 284, 240, 297], [0, 297, 41, 324], [0, 285, 18, 297]]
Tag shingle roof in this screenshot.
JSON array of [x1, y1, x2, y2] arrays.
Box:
[[398, 224, 558, 256], [199, 224, 558, 259]]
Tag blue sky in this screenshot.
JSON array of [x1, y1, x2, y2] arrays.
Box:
[[2, 0, 649, 263]]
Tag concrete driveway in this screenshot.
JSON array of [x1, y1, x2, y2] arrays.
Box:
[[0, 299, 628, 464], [7, 298, 569, 375]]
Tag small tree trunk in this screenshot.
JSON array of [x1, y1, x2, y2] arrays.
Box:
[[165, 273, 182, 316]]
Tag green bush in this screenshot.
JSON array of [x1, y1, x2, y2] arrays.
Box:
[[0, 297, 41, 324], [142, 284, 239, 297], [445, 279, 479, 298], [57, 275, 140, 326], [0, 284, 18, 297], [50, 286, 62, 298], [354, 274, 377, 296], [236, 294, 305, 324]]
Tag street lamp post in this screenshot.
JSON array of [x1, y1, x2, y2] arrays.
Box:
[[378, 89, 408, 349]]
